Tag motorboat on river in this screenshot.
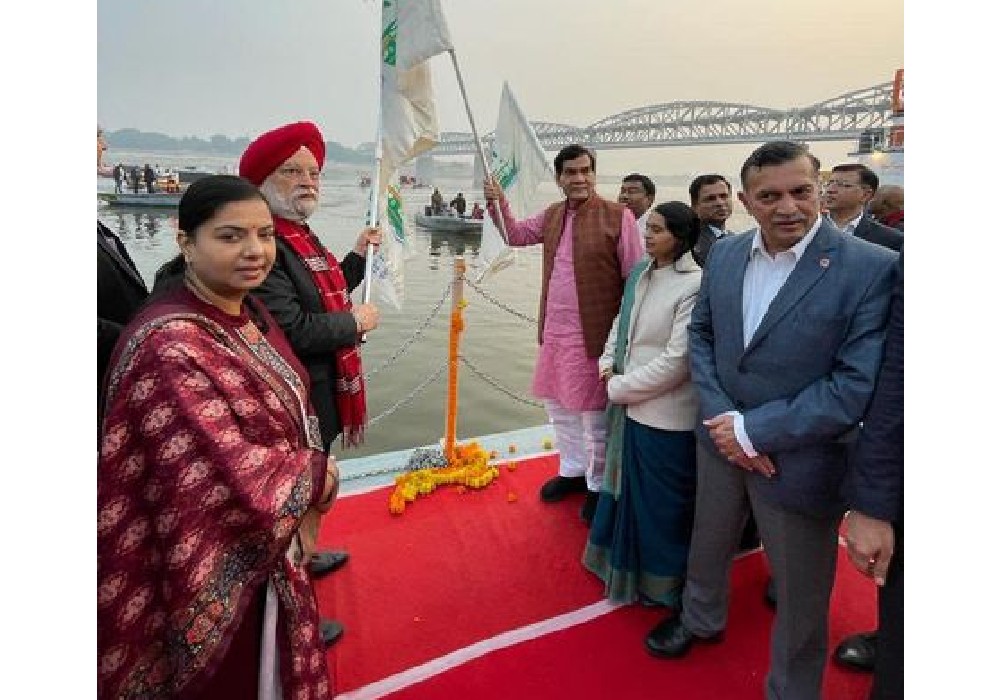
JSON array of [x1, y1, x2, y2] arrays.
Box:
[[414, 212, 483, 234], [98, 191, 183, 208]]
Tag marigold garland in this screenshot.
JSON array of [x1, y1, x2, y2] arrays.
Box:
[[389, 441, 500, 515]]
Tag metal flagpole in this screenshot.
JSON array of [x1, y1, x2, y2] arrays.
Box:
[[447, 48, 510, 248]]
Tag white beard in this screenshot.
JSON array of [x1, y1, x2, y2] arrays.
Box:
[[259, 180, 318, 222]]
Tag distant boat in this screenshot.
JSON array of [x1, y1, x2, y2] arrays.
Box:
[[414, 212, 483, 233], [98, 192, 182, 208]]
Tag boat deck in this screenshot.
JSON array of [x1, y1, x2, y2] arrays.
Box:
[[339, 423, 555, 495]]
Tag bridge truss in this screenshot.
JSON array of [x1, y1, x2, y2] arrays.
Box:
[[431, 81, 893, 155]]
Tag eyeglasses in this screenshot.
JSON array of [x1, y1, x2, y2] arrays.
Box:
[[277, 166, 321, 181], [825, 180, 863, 189]]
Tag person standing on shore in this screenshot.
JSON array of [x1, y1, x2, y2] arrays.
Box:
[[483, 143, 645, 524], [644, 141, 896, 700], [240, 121, 381, 647]]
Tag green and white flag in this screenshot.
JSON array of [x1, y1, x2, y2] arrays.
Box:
[[370, 183, 409, 310], [476, 81, 553, 277], [373, 0, 453, 308]]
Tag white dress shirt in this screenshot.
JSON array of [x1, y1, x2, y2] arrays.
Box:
[[635, 208, 650, 239], [732, 216, 823, 456], [826, 211, 863, 236]]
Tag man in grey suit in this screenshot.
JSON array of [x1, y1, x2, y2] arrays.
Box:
[[644, 141, 896, 700]]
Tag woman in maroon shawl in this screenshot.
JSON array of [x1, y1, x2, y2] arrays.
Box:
[[98, 175, 337, 699]]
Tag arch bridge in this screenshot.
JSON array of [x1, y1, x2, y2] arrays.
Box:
[[431, 81, 894, 154]]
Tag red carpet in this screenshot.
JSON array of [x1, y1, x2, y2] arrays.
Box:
[[316, 454, 876, 699]]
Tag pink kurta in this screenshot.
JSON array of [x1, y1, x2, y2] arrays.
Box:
[[491, 198, 645, 411]]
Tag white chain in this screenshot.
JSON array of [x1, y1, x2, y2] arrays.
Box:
[[367, 360, 449, 427], [459, 355, 543, 408], [363, 280, 453, 380], [464, 276, 538, 325]]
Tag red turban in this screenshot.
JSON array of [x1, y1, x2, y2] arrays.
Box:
[[238, 121, 326, 186]]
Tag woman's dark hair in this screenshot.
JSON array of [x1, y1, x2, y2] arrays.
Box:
[[178, 174, 266, 233], [652, 201, 701, 259], [149, 175, 272, 331]]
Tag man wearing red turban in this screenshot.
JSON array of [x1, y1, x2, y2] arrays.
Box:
[[242, 121, 382, 647]]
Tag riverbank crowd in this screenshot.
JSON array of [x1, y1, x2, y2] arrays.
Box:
[[98, 129, 903, 699]]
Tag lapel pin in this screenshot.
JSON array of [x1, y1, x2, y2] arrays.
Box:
[[819, 257, 830, 268]]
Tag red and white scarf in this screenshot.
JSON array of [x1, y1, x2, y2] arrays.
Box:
[[274, 217, 366, 446]]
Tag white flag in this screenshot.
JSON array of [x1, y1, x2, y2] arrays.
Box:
[[476, 81, 553, 276], [373, 0, 453, 307], [395, 0, 453, 70], [380, 0, 451, 179]]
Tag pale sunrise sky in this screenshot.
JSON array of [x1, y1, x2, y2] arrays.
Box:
[[97, 0, 904, 174]]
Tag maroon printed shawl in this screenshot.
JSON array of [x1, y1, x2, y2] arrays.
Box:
[[97, 287, 332, 699], [274, 217, 367, 447]]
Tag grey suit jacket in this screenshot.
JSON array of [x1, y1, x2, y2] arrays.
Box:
[[688, 218, 896, 516]]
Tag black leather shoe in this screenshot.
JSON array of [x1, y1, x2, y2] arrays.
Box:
[[309, 550, 349, 578], [645, 615, 722, 659], [580, 491, 599, 525], [833, 631, 877, 672], [319, 619, 344, 647], [764, 577, 777, 609], [539, 475, 588, 503]]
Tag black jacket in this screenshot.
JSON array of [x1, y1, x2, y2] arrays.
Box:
[[692, 224, 726, 268], [98, 221, 149, 423], [252, 234, 366, 451], [848, 250, 903, 522], [854, 215, 903, 252]]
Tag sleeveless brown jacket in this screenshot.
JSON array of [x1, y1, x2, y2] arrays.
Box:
[[538, 195, 627, 358]]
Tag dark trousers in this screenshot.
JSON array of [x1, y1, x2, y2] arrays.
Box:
[[871, 521, 903, 700]]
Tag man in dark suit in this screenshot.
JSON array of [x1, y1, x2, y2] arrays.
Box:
[[689, 174, 734, 268], [825, 164, 902, 252], [241, 121, 383, 647], [645, 141, 896, 700], [98, 221, 149, 434], [819, 164, 902, 673], [843, 250, 903, 699]]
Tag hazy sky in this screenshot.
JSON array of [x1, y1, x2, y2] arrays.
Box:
[[97, 0, 903, 174]]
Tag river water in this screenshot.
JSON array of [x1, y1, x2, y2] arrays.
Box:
[[98, 149, 755, 458]]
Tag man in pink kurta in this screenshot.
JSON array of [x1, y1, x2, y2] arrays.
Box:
[[485, 144, 644, 523]]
